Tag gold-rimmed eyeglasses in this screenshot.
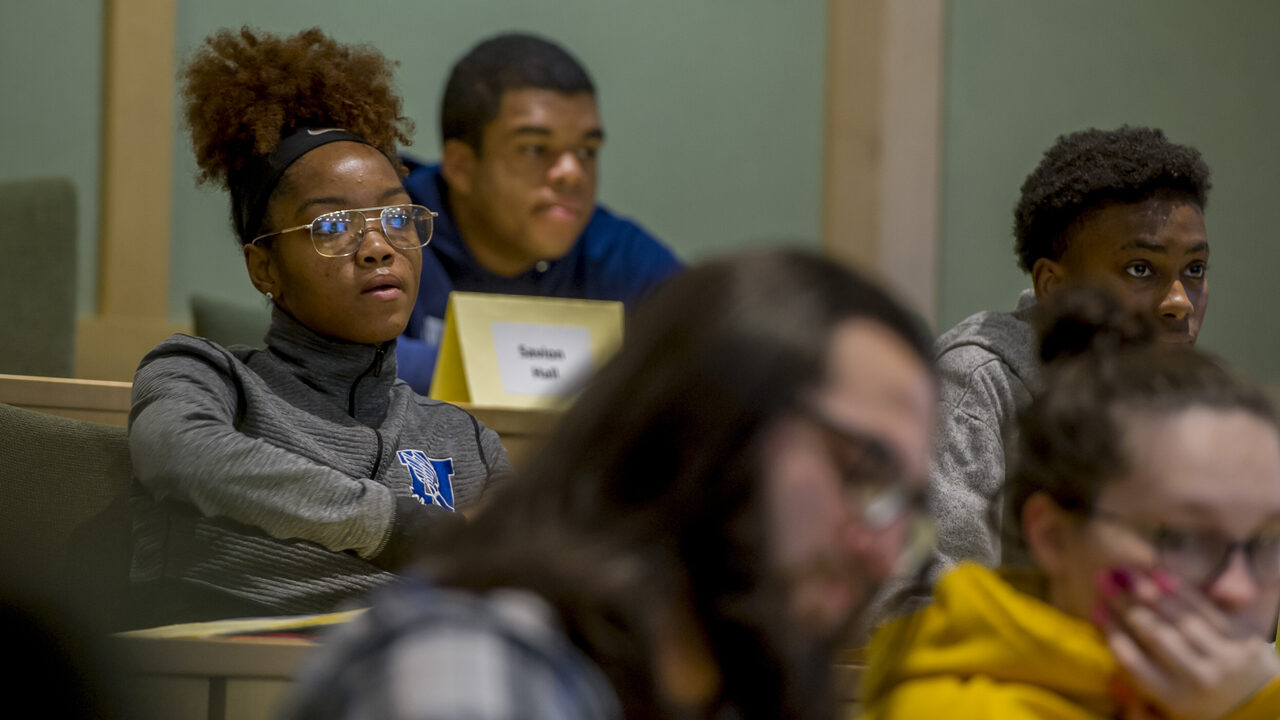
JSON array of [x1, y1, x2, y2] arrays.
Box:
[[250, 204, 437, 258]]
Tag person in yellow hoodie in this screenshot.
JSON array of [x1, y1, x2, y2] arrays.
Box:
[[863, 288, 1280, 720]]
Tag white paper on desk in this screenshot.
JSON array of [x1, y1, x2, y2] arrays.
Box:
[[491, 322, 593, 396]]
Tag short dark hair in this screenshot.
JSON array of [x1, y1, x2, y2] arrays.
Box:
[[440, 33, 595, 150], [1013, 126, 1212, 273], [418, 249, 931, 719]]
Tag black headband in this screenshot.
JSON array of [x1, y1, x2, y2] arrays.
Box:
[[228, 127, 371, 245]]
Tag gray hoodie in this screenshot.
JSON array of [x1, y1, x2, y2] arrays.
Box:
[[930, 290, 1040, 568], [853, 293, 1044, 633], [129, 307, 509, 618]]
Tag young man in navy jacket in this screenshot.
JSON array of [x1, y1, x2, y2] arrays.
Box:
[[398, 33, 682, 392]]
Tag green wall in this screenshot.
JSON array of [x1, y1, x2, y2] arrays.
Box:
[[941, 0, 1280, 381], [168, 1, 827, 319], [0, 2, 104, 315], [14, 0, 1274, 380]]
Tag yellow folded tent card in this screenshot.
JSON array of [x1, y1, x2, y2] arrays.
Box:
[[429, 292, 624, 409]]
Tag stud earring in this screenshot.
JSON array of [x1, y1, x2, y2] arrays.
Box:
[[264, 291, 274, 302]]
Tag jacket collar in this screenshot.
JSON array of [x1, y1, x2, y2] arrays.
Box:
[[264, 305, 397, 425]]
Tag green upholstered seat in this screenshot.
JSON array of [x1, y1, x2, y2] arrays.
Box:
[[191, 294, 271, 349], [0, 402, 133, 631]]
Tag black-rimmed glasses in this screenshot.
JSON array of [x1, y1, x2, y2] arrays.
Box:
[[1091, 508, 1280, 588], [801, 404, 936, 574], [251, 204, 437, 257]]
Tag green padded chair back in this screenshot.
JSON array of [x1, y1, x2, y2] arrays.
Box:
[[0, 176, 78, 376], [191, 294, 271, 348], [0, 403, 133, 630]]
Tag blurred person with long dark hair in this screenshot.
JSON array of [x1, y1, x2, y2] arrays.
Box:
[[282, 249, 937, 720]]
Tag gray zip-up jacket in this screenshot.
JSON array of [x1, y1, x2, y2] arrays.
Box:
[[862, 292, 1041, 631], [129, 307, 509, 617], [931, 290, 1040, 568]]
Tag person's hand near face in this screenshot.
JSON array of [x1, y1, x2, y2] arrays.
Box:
[[1098, 566, 1280, 720], [1028, 406, 1280, 719]]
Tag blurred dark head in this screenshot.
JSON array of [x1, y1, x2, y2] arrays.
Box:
[[1011, 284, 1270, 523], [0, 586, 127, 718]]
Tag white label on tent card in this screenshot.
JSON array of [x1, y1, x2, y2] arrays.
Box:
[[491, 322, 594, 396]]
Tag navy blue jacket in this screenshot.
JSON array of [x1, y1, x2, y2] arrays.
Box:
[[397, 157, 683, 393]]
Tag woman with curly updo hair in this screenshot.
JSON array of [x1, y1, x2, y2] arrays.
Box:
[[128, 27, 509, 625]]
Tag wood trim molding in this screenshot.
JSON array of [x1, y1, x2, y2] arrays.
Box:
[[823, 0, 946, 326], [822, 0, 885, 273], [79, 0, 180, 380], [0, 372, 132, 426], [98, 0, 175, 316]]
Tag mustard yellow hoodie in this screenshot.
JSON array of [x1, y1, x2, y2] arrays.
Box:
[[861, 563, 1280, 720]]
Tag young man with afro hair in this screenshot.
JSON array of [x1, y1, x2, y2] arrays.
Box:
[[395, 33, 682, 393], [930, 126, 1211, 575]]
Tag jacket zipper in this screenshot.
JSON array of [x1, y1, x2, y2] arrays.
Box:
[[370, 427, 385, 479], [348, 344, 389, 478], [347, 345, 387, 416]]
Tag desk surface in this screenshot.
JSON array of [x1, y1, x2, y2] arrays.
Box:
[[116, 635, 314, 678], [113, 632, 863, 719], [113, 634, 318, 720]]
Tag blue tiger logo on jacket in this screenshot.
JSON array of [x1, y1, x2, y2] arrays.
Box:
[[396, 451, 456, 511]]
